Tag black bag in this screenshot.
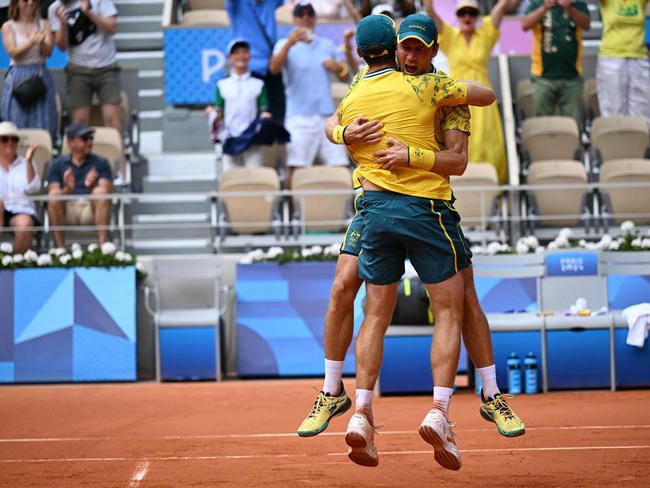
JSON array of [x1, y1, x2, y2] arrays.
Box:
[[67, 7, 97, 46], [12, 72, 46, 107]]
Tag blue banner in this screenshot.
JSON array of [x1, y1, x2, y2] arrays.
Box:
[[0, 45, 68, 69], [546, 252, 598, 277]]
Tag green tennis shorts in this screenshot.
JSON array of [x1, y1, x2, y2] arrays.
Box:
[[340, 192, 363, 256], [358, 190, 472, 285]]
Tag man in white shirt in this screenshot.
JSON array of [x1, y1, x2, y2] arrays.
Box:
[[0, 122, 40, 253], [48, 0, 125, 179]]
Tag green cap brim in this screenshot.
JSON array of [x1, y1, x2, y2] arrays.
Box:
[[397, 32, 435, 47]]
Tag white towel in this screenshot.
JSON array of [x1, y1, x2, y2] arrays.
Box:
[[622, 303, 650, 348]]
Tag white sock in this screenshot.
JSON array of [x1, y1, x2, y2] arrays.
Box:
[[433, 386, 454, 417], [355, 388, 374, 423], [322, 359, 344, 395], [476, 364, 500, 399]]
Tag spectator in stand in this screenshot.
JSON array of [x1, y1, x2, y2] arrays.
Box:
[[356, 0, 415, 17], [0, 122, 40, 253], [521, 0, 590, 129], [597, 0, 649, 127], [281, 0, 361, 21], [48, 0, 126, 181], [269, 1, 350, 184], [426, 0, 520, 184], [46, 123, 112, 246], [1, 0, 57, 141], [226, 0, 285, 122], [205, 39, 272, 171]]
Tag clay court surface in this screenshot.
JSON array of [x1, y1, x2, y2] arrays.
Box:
[[1, 380, 648, 487]]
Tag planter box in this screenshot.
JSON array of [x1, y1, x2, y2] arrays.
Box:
[[0, 267, 136, 383]]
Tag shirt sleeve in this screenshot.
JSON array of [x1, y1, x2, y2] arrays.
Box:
[[24, 160, 42, 195], [481, 16, 500, 51], [432, 74, 468, 107], [258, 85, 269, 110], [48, 2, 61, 31], [215, 83, 225, 109], [96, 0, 118, 18], [441, 105, 471, 133], [525, 0, 542, 14], [273, 38, 288, 55], [46, 158, 63, 186], [573, 1, 590, 18], [95, 157, 113, 182]]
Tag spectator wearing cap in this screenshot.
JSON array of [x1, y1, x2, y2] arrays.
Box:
[[0, 121, 40, 253], [426, 0, 520, 183], [48, 0, 126, 181], [46, 122, 112, 246], [269, 1, 350, 185], [206, 38, 272, 171], [356, 0, 415, 18], [281, 0, 360, 20], [226, 0, 285, 122], [521, 0, 590, 129], [596, 0, 649, 126]]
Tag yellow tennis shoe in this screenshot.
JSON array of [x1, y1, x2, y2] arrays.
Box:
[[480, 393, 526, 438], [297, 383, 352, 437]]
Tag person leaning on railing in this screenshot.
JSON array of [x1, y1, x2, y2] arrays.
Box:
[[46, 123, 112, 247]]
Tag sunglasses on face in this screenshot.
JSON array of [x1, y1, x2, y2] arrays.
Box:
[[295, 10, 315, 17], [0, 136, 19, 144], [457, 8, 479, 17], [80, 134, 94, 142]]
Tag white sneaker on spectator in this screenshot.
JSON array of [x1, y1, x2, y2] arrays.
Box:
[[345, 413, 379, 467], [418, 408, 462, 471]]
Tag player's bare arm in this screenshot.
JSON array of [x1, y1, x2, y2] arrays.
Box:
[[325, 114, 385, 145]]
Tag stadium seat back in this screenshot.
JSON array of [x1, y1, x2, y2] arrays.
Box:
[[219, 167, 280, 234], [181, 9, 229, 26], [16, 129, 52, 180], [516, 79, 534, 120], [450, 162, 499, 227], [291, 166, 352, 232], [527, 160, 588, 226], [591, 116, 649, 162], [522, 116, 580, 162], [188, 0, 225, 9], [600, 158, 650, 224]]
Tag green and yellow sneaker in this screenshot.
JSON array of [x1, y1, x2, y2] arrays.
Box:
[[297, 383, 352, 437], [480, 392, 526, 438]]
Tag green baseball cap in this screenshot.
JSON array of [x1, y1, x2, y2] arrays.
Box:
[[397, 13, 438, 47], [355, 14, 396, 58]]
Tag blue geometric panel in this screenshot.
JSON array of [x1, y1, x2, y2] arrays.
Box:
[[14, 327, 73, 382], [159, 327, 216, 381], [73, 326, 135, 381], [475, 277, 538, 313], [237, 281, 289, 302], [74, 273, 128, 340], [0, 271, 14, 361], [608, 275, 650, 310], [237, 324, 279, 376], [0, 362, 14, 382]]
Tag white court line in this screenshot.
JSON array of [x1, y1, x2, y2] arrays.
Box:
[[0, 445, 649, 464], [1, 424, 649, 443], [128, 461, 149, 488]]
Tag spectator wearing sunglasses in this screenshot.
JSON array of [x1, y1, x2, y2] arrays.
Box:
[[1, 0, 57, 141], [0, 121, 40, 253], [46, 122, 112, 246], [426, 0, 520, 184]]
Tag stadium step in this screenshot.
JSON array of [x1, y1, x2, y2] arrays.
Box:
[[131, 213, 213, 240], [138, 70, 164, 91], [117, 15, 163, 33], [143, 175, 217, 193], [115, 0, 164, 17], [115, 32, 164, 51], [139, 110, 164, 132], [138, 89, 165, 111], [126, 238, 214, 255], [146, 152, 217, 177], [116, 51, 164, 71]]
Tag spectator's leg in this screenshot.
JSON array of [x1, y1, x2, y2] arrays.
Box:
[[101, 103, 125, 180], [90, 186, 112, 244], [284, 116, 318, 188], [627, 58, 650, 128], [558, 77, 584, 131], [596, 56, 627, 117], [10, 214, 34, 253], [47, 188, 67, 247], [531, 76, 557, 117], [316, 116, 350, 167]]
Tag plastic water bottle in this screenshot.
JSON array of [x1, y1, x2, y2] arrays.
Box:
[[524, 352, 538, 395], [507, 353, 522, 395], [475, 368, 483, 396]]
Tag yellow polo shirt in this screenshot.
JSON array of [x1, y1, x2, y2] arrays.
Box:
[[599, 0, 649, 58]]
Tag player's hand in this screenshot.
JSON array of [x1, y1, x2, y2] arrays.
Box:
[[344, 115, 384, 145], [63, 168, 75, 192], [25, 145, 37, 163], [373, 137, 409, 170], [84, 168, 98, 189], [80, 0, 90, 15]]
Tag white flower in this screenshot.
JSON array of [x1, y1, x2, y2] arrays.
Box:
[[301, 248, 313, 258], [584, 242, 598, 251], [115, 251, 126, 262], [555, 235, 570, 248], [516, 242, 529, 255], [578, 239, 587, 248], [37, 254, 52, 266], [470, 245, 484, 255], [547, 241, 558, 250], [641, 238, 650, 249], [248, 249, 265, 260], [535, 246, 546, 254], [72, 249, 83, 260], [0, 242, 13, 254], [266, 246, 284, 259], [2, 255, 12, 266], [24, 250, 38, 262], [54, 247, 66, 256], [524, 236, 539, 249], [558, 227, 573, 239], [499, 243, 511, 253], [71, 243, 82, 252], [310, 245, 323, 255], [608, 240, 620, 251], [101, 242, 117, 255], [632, 237, 642, 248], [239, 256, 253, 264], [59, 255, 71, 265], [124, 253, 133, 261], [135, 261, 144, 271], [324, 243, 340, 256], [599, 234, 612, 246], [87, 243, 98, 252], [620, 221, 635, 233], [12, 254, 23, 264], [486, 241, 501, 255]]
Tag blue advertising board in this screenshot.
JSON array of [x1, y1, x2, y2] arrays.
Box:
[[546, 251, 598, 277], [0, 45, 68, 69]]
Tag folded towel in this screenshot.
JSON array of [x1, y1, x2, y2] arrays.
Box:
[[622, 303, 650, 348]]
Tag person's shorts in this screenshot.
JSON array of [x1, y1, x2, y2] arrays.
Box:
[[65, 200, 95, 226], [340, 192, 363, 256], [2, 209, 39, 227], [285, 115, 349, 168], [66, 62, 122, 109], [358, 191, 472, 285]]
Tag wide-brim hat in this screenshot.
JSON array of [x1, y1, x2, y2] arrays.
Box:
[[455, 0, 481, 15], [0, 121, 19, 139]]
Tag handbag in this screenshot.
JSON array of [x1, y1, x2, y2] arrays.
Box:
[[12, 69, 46, 107]]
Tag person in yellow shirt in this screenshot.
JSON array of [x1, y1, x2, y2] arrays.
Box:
[[425, 0, 521, 183], [597, 0, 650, 126]]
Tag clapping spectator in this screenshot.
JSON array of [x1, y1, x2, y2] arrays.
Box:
[[1, 0, 57, 140], [597, 0, 650, 127], [46, 123, 112, 246], [269, 1, 350, 184], [48, 0, 126, 181], [0, 122, 40, 253], [521, 0, 590, 129]]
